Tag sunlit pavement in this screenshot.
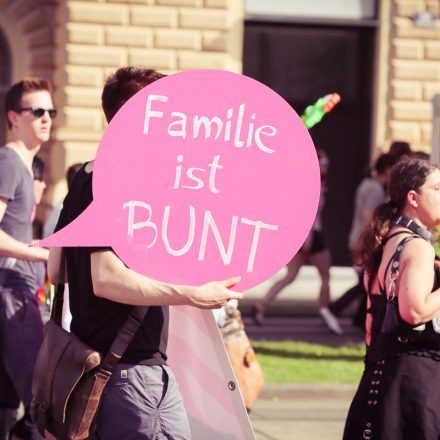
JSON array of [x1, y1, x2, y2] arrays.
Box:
[[250, 384, 357, 440], [243, 265, 359, 312], [239, 271, 364, 440], [244, 316, 364, 345], [244, 316, 362, 440]]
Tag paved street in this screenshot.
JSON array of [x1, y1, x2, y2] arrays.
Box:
[[244, 316, 364, 346], [238, 267, 365, 440], [243, 316, 362, 440], [250, 384, 356, 440], [246, 317, 362, 440]]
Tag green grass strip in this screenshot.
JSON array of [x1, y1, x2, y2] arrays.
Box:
[[252, 340, 366, 384]]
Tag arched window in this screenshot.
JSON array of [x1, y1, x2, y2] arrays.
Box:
[[0, 28, 11, 145]]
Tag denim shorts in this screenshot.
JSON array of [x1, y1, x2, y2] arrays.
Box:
[[93, 364, 191, 440]]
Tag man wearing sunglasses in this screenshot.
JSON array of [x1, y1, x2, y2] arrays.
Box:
[[0, 78, 56, 440]]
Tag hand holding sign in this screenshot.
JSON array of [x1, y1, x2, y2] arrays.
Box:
[[188, 275, 242, 309], [40, 70, 319, 291]]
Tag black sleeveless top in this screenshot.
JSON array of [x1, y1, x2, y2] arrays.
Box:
[[366, 233, 440, 366]]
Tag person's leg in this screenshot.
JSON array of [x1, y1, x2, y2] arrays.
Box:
[[352, 273, 367, 328], [253, 252, 305, 325], [308, 249, 331, 308], [156, 366, 191, 440], [0, 407, 17, 440], [309, 249, 343, 334], [0, 287, 43, 440], [9, 408, 41, 440], [328, 271, 364, 316], [1, 287, 43, 406], [0, 284, 20, 440], [94, 364, 191, 440], [0, 358, 19, 440]]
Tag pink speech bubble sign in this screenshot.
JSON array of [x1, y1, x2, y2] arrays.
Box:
[[40, 70, 319, 291]]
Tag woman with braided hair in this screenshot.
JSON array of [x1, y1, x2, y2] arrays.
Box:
[[343, 157, 440, 439]]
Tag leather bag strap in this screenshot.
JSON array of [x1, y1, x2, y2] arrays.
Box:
[[50, 249, 66, 325], [101, 306, 149, 372], [51, 248, 149, 371]]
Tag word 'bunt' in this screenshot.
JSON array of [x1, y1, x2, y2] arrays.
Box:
[[123, 201, 278, 273]]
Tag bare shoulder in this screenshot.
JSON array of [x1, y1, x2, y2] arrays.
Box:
[[401, 237, 435, 263]]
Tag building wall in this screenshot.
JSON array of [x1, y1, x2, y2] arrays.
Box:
[[0, 0, 57, 217], [2, 0, 438, 215], [374, 0, 440, 155], [0, 0, 244, 216], [49, 0, 244, 211]]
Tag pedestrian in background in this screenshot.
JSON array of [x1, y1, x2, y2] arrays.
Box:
[[253, 149, 341, 333], [0, 78, 55, 440], [322, 153, 396, 332]]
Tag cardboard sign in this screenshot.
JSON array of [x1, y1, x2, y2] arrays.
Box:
[[167, 307, 256, 439], [40, 70, 320, 291], [40, 70, 320, 439]]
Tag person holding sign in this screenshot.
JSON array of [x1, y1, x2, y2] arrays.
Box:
[[47, 67, 243, 439], [344, 157, 440, 439]]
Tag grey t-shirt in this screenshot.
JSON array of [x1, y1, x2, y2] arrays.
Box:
[[0, 147, 36, 292], [348, 177, 387, 251]]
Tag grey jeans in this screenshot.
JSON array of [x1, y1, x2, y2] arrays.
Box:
[[93, 364, 191, 440]]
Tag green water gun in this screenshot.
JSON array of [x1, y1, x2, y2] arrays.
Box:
[[301, 93, 341, 129]]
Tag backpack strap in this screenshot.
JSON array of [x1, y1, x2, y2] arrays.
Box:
[[50, 249, 66, 326]]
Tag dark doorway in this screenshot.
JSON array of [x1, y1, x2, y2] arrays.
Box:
[[0, 28, 11, 146], [244, 22, 376, 265]]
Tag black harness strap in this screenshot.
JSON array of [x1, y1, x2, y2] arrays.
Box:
[[380, 234, 420, 296]]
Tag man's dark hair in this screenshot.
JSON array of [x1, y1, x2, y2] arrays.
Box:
[[374, 153, 396, 175], [412, 151, 430, 160], [4, 77, 52, 129], [389, 141, 411, 159], [101, 67, 166, 123], [32, 155, 45, 181]]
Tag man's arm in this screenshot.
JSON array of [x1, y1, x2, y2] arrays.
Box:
[[0, 197, 48, 262], [48, 248, 242, 309]]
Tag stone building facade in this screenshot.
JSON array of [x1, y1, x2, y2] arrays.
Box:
[[0, 0, 244, 216], [375, 0, 440, 154], [0, 0, 439, 218]]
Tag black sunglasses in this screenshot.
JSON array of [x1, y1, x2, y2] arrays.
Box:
[[15, 107, 57, 119]]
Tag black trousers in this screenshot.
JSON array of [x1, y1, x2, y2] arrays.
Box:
[[0, 278, 43, 439], [328, 270, 366, 326]]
